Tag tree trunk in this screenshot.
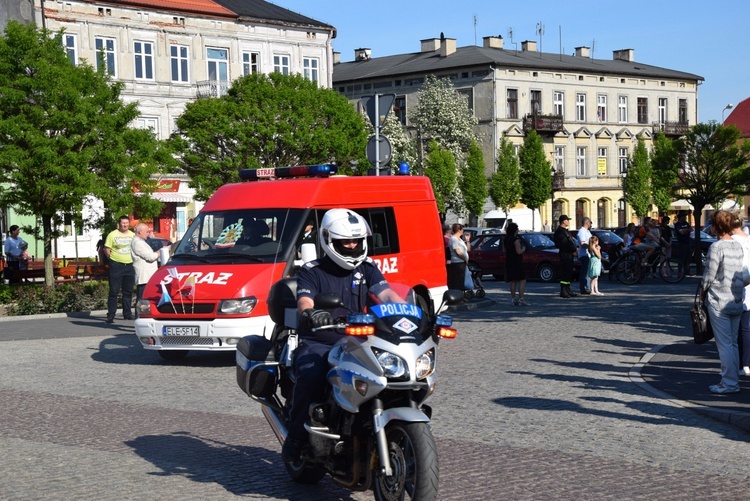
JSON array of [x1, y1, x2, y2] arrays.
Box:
[[43, 215, 54, 286], [692, 208, 703, 276]]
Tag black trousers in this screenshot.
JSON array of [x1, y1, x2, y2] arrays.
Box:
[[448, 261, 467, 290], [107, 261, 135, 317], [559, 252, 574, 284], [288, 340, 331, 440]]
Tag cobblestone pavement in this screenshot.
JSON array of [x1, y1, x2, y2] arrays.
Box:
[[1, 276, 750, 499]]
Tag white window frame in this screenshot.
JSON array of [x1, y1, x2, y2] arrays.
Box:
[[658, 98, 668, 127], [618, 96, 628, 123], [553, 91, 564, 117], [170, 44, 189, 83], [303, 57, 319, 83], [273, 54, 290, 75], [134, 116, 159, 135], [576, 93, 586, 121], [134, 40, 155, 81], [597, 147, 608, 176], [576, 146, 587, 176], [618, 147, 629, 174], [64, 33, 77, 65], [207, 47, 229, 96], [597, 94, 607, 122], [243, 51, 260, 76], [94, 36, 117, 76], [554, 146, 565, 172]]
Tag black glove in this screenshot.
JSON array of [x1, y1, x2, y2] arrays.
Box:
[[301, 308, 333, 328]]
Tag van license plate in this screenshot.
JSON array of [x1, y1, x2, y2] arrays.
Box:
[[164, 326, 199, 336]]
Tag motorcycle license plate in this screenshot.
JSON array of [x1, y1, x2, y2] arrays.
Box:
[[163, 326, 199, 336]]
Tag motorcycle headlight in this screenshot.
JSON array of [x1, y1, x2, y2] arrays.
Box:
[[416, 349, 435, 380], [373, 349, 408, 380], [218, 297, 257, 314]]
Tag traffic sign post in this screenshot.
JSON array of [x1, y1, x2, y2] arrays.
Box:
[[361, 94, 396, 175]]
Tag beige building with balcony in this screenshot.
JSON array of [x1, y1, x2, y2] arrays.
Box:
[[333, 35, 704, 230]]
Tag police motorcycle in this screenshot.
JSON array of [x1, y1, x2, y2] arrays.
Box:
[[236, 278, 463, 501]]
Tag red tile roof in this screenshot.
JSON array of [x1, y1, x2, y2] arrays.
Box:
[[725, 96, 750, 138], [100, 0, 236, 18]]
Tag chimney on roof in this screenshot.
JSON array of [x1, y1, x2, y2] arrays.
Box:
[[483, 35, 504, 49], [440, 37, 456, 57], [333, 51, 341, 65], [421, 38, 441, 52], [613, 48, 634, 62], [354, 48, 371, 61], [575, 46, 590, 58], [521, 40, 537, 52]]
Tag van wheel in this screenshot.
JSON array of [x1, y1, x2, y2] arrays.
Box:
[[537, 264, 555, 283], [158, 350, 189, 361]]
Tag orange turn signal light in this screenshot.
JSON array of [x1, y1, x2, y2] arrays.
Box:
[[437, 327, 457, 339], [346, 325, 375, 336]]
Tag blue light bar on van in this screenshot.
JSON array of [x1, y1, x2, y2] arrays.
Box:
[[239, 164, 338, 181]]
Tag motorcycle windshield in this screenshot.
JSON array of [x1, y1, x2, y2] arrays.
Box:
[[367, 287, 431, 344]]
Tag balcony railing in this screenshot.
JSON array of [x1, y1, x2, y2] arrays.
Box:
[[522, 113, 564, 134], [196, 80, 229, 99], [552, 170, 565, 191], [652, 121, 690, 137]]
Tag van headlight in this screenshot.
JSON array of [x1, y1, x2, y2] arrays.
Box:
[[373, 348, 408, 380], [219, 297, 257, 314], [415, 349, 435, 379]]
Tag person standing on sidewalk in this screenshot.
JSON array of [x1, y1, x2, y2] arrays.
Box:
[[131, 223, 160, 317], [731, 214, 750, 377], [104, 215, 135, 323], [577, 217, 593, 295], [701, 210, 750, 394], [674, 212, 692, 274], [3, 225, 23, 284], [553, 215, 578, 298], [448, 224, 468, 292], [504, 222, 527, 305]]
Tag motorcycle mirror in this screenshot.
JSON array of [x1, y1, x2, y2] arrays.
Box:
[[442, 289, 465, 306], [314, 292, 343, 310]]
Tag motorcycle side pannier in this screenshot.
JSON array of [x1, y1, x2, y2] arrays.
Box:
[[236, 336, 275, 398]]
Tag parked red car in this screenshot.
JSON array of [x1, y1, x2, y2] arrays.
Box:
[[468, 232, 579, 282]]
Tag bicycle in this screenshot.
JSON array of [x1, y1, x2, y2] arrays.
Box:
[[613, 245, 685, 284]]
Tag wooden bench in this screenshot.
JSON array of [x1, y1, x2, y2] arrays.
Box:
[[5, 263, 107, 284]]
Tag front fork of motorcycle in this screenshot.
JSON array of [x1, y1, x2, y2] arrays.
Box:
[[372, 399, 393, 477]]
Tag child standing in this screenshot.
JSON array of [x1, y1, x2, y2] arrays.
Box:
[[588, 235, 603, 295], [18, 241, 30, 271]]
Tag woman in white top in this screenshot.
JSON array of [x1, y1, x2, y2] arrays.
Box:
[[731, 213, 750, 376], [448, 223, 468, 291]]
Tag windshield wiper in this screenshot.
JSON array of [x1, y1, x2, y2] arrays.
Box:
[[171, 253, 212, 263]]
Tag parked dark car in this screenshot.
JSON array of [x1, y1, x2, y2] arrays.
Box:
[[569, 229, 625, 269], [468, 231, 579, 282]]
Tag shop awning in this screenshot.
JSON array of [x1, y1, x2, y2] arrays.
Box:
[[151, 192, 193, 203], [670, 199, 693, 211]]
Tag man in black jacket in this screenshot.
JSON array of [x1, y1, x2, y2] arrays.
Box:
[[553, 215, 578, 298]]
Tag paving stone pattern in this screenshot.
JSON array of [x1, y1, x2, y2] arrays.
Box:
[[1, 277, 749, 499]]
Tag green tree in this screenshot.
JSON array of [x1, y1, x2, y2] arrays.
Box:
[[424, 140, 456, 215], [378, 112, 418, 172], [0, 22, 165, 284], [173, 73, 369, 200], [410, 75, 477, 211], [650, 132, 680, 214], [518, 130, 552, 229], [489, 137, 522, 215], [460, 141, 488, 219], [622, 136, 652, 219], [675, 122, 750, 267]]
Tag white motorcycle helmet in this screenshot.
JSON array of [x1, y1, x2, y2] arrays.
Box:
[[319, 209, 371, 270]]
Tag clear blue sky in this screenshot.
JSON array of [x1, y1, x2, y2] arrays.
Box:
[[276, 0, 748, 123]]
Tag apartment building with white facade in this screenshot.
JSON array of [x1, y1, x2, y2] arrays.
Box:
[[333, 35, 704, 229], [1, 0, 332, 258]]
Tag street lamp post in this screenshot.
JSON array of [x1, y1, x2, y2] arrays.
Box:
[[722, 103, 734, 123]]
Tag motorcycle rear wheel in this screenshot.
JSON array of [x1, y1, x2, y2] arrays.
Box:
[[284, 457, 326, 484], [374, 422, 439, 501]]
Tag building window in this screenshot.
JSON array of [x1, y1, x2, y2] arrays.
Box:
[[637, 97, 648, 124], [393, 95, 406, 125], [554, 146, 565, 172], [170, 44, 189, 82], [553, 91, 564, 117], [94, 37, 116, 76], [273, 54, 290, 75], [458, 88, 474, 112], [207, 48, 229, 95], [576, 146, 587, 176], [576, 93, 586, 121], [134, 116, 159, 135], [618, 147, 629, 174], [63, 34, 77, 65], [679, 99, 688, 123], [64, 213, 84, 237], [597, 94, 607, 122], [303, 57, 319, 83], [507, 88, 518, 119], [597, 147, 607, 176], [658, 98, 668, 127], [134, 41, 154, 80], [243, 52, 260, 76], [530, 90, 541, 113], [618, 96, 628, 123]]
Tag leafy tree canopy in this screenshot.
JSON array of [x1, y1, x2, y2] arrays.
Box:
[[376, 112, 418, 173], [650, 132, 680, 214], [424, 140, 456, 214], [489, 137, 522, 214], [460, 140, 488, 217], [172, 73, 369, 200], [518, 130, 552, 228], [622, 135, 652, 218], [0, 21, 166, 283]]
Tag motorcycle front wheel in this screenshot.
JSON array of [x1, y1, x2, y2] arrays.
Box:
[[374, 422, 439, 501]]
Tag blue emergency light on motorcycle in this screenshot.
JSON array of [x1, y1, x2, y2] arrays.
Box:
[[239, 164, 338, 181], [345, 313, 376, 336]]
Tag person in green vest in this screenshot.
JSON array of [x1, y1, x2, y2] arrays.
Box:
[[104, 215, 135, 323]]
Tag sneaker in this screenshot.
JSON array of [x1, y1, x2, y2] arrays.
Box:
[[594, 292, 604, 296], [518, 299, 529, 306], [105, 315, 115, 324], [123, 315, 135, 320], [709, 383, 740, 394], [742, 367, 750, 376], [511, 298, 519, 306]]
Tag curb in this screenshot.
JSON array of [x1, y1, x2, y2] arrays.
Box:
[[0, 309, 108, 323], [630, 344, 750, 433]]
